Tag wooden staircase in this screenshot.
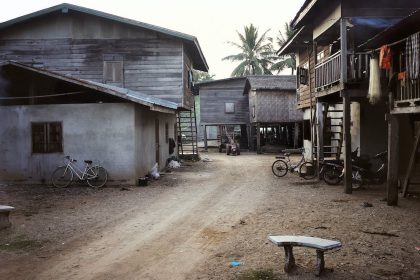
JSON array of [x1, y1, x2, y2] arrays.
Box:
[[313, 103, 344, 161], [177, 102, 198, 158]]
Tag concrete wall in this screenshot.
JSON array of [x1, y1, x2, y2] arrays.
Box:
[[0, 103, 177, 184], [134, 106, 177, 178]]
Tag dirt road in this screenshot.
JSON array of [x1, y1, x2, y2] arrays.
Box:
[[1, 153, 272, 280], [1, 152, 419, 280]]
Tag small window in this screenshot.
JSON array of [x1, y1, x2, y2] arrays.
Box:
[[252, 105, 256, 118], [165, 122, 169, 143], [225, 102, 235, 114], [103, 61, 123, 84], [32, 122, 63, 153], [298, 67, 309, 86]]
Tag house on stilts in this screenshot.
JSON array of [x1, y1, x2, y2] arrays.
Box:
[[278, 0, 419, 195]]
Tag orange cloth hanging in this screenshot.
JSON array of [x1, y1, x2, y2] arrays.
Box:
[[379, 45, 392, 70]]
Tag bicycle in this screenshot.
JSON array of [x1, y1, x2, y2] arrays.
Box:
[[51, 156, 108, 188], [271, 148, 317, 180]]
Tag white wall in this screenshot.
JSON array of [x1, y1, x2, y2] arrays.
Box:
[[0, 103, 177, 185]]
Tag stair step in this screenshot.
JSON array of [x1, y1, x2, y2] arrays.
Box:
[[325, 124, 343, 127], [328, 110, 343, 112]]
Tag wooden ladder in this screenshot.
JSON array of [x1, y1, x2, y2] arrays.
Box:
[[177, 101, 199, 158]]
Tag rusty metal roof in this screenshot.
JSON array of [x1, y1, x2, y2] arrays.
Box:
[[2, 61, 178, 111]]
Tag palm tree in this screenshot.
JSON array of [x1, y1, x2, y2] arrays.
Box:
[[271, 22, 296, 75], [223, 24, 275, 77]]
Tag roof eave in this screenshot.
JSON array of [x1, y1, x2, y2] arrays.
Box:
[[3, 61, 178, 111]]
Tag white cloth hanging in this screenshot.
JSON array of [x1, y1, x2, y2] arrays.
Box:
[[368, 56, 381, 104]]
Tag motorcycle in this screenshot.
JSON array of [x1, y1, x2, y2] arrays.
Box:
[[321, 148, 387, 189], [351, 149, 387, 187]]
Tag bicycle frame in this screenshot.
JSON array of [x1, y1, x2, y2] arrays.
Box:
[[64, 161, 94, 180], [282, 153, 306, 172]]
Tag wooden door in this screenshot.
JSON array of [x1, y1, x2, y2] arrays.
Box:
[[155, 119, 160, 164]]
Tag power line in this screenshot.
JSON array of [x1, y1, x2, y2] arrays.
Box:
[[0, 90, 89, 100]]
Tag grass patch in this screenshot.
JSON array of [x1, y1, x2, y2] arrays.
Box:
[[237, 268, 275, 280]]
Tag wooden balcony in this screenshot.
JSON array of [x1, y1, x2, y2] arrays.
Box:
[[315, 51, 370, 94], [393, 78, 420, 113], [315, 51, 341, 92]]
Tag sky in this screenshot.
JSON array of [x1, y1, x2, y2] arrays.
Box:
[[0, 0, 305, 79]]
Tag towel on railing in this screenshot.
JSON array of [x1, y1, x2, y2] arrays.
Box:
[[406, 32, 420, 80], [368, 56, 381, 104], [379, 45, 391, 70]]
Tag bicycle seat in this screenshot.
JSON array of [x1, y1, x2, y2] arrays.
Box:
[[84, 160, 93, 164], [276, 156, 285, 159]]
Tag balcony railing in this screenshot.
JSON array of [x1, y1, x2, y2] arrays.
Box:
[[395, 78, 420, 108], [315, 51, 341, 91], [315, 51, 370, 92]]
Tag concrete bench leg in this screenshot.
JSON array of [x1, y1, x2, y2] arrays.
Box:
[[0, 212, 11, 229], [283, 245, 296, 273], [315, 250, 325, 277]]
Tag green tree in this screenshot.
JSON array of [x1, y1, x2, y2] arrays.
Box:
[[223, 24, 275, 77], [193, 70, 215, 83], [271, 22, 296, 75]]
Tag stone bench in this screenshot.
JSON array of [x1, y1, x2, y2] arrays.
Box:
[[269, 235, 341, 276], [0, 205, 15, 229]]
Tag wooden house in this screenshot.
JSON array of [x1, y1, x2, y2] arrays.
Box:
[[196, 75, 302, 152], [196, 77, 250, 150], [279, 0, 419, 192], [361, 9, 420, 204], [0, 4, 208, 184], [246, 76, 303, 153]]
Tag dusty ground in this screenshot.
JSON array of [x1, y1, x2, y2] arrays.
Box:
[[0, 152, 419, 280]]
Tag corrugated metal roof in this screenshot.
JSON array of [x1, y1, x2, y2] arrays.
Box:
[[359, 8, 420, 50], [0, 3, 208, 71], [246, 75, 296, 91], [2, 61, 178, 111]]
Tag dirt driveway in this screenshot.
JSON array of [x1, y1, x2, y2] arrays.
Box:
[[1, 152, 419, 280]]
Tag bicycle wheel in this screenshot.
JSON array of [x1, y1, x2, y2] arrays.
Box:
[[322, 166, 343, 185], [299, 161, 317, 180], [272, 160, 288, 177], [86, 166, 108, 188], [51, 166, 73, 188]]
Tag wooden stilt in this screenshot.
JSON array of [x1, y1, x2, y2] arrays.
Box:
[[203, 125, 208, 151], [257, 123, 261, 154], [343, 92, 352, 194], [402, 127, 420, 197], [316, 102, 324, 177], [387, 114, 399, 205], [294, 122, 299, 148]]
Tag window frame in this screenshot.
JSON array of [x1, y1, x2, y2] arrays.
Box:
[[31, 122, 63, 154], [225, 102, 235, 114]]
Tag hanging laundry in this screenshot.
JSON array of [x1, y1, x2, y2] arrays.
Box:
[[368, 56, 381, 104], [379, 45, 391, 69], [406, 32, 420, 79]]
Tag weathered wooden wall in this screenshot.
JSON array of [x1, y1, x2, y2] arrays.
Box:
[[250, 90, 303, 123], [199, 79, 249, 125], [0, 11, 191, 107], [297, 48, 316, 109]]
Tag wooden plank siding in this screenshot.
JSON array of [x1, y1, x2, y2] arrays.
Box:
[[199, 79, 249, 125], [297, 48, 316, 109], [0, 38, 184, 105], [0, 11, 191, 107], [182, 49, 194, 109]]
